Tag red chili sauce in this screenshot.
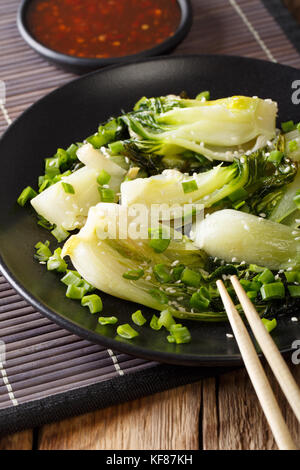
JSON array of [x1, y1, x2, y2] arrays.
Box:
[[26, 0, 181, 59]]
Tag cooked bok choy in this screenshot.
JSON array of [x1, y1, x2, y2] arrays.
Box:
[[62, 203, 230, 321], [121, 149, 297, 217], [121, 95, 277, 163], [31, 144, 126, 231], [192, 209, 300, 270]]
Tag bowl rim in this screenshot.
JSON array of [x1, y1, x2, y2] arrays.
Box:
[[17, 0, 193, 70]]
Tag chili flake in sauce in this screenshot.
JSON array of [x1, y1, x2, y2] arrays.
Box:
[[26, 0, 181, 59]]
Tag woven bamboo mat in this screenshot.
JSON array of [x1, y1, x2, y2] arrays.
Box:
[[0, 0, 300, 434]]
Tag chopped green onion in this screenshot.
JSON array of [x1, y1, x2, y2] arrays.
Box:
[[66, 284, 86, 300], [17, 186, 37, 206], [233, 200, 246, 210], [167, 335, 176, 343], [81, 294, 103, 314], [288, 140, 298, 152], [267, 150, 284, 164], [261, 318, 277, 333], [281, 120, 295, 132], [247, 290, 258, 300], [108, 141, 125, 154], [257, 269, 275, 285], [239, 279, 252, 290], [34, 241, 52, 262], [284, 271, 299, 283], [98, 187, 115, 203], [61, 270, 82, 287], [157, 309, 176, 331], [196, 91, 210, 101], [38, 175, 52, 193], [288, 285, 300, 297], [182, 180, 198, 194], [98, 316, 118, 325], [150, 314, 161, 330], [172, 264, 185, 281], [149, 238, 170, 253], [86, 133, 106, 148], [249, 280, 262, 292], [132, 309, 147, 326], [181, 268, 201, 288], [45, 157, 60, 177], [123, 269, 144, 280], [78, 279, 95, 294], [248, 264, 265, 273], [229, 187, 248, 203], [260, 282, 285, 300], [117, 324, 139, 339], [47, 248, 67, 273], [169, 324, 191, 344], [190, 287, 210, 310], [51, 225, 70, 243], [153, 264, 172, 283], [66, 143, 79, 161], [37, 215, 54, 230], [148, 227, 170, 253], [61, 182, 75, 194], [97, 170, 111, 186]]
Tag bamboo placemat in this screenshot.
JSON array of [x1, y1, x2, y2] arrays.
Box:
[[0, 0, 299, 435]]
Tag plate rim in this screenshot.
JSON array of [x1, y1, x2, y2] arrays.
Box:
[[0, 54, 298, 366]]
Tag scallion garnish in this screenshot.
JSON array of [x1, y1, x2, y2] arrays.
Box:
[[17, 186, 37, 207], [123, 269, 144, 280], [260, 282, 285, 300], [61, 182, 75, 194], [47, 248, 67, 273], [182, 180, 198, 194], [153, 264, 172, 284], [66, 284, 86, 300], [99, 187, 115, 203], [281, 120, 295, 132], [261, 318, 277, 333], [267, 150, 284, 164], [97, 170, 111, 186], [61, 270, 82, 287], [132, 309, 147, 326], [98, 316, 118, 325], [288, 140, 298, 152], [196, 91, 210, 101], [181, 268, 201, 288], [81, 294, 103, 314], [117, 324, 139, 339], [157, 309, 176, 331], [34, 241, 52, 262], [51, 225, 70, 242], [257, 269, 275, 284], [288, 285, 300, 297], [169, 324, 191, 344]]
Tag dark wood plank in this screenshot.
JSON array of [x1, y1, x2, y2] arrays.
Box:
[[0, 430, 33, 450], [38, 382, 202, 450], [202, 362, 300, 450]]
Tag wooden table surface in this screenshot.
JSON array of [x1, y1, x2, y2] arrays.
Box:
[[0, 0, 300, 450]]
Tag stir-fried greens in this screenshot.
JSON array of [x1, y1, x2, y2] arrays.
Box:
[[17, 91, 300, 344]]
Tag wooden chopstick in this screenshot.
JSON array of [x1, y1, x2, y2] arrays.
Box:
[[216, 278, 297, 450], [230, 275, 300, 423]]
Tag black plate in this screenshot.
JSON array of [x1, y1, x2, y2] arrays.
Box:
[[0, 55, 299, 366]]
